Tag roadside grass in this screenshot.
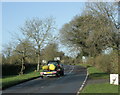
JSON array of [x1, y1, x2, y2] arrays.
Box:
[[87, 66, 109, 79], [78, 63, 109, 79], [81, 83, 119, 93], [77, 63, 92, 68], [2, 70, 42, 89], [77, 63, 118, 93]]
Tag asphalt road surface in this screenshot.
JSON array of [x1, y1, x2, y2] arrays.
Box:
[[2, 65, 87, 95]]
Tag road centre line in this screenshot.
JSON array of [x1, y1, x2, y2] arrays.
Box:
[[68, 66, 74, 74], [58, 65, 75, 80]]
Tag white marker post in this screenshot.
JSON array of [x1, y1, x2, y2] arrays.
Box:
[[42, 60, 47, 64], [54, 57, 60, 61], [82, 56, 86, 64], [110, 74, 119, 85]]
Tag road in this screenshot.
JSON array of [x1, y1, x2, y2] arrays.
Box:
[[2, 65, 87, 95]]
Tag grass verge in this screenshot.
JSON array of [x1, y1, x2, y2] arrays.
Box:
[[81, 83, 119, 93], [87, 66, 109, 79], [2, 71, 41, 89], [78, 64, 109, 79], [77, 63, 119, 93]]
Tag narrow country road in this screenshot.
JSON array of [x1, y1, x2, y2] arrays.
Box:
[[2, 65, 87, 95]]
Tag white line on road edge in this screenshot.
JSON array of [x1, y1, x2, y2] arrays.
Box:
[[76, 69, 88, 95]]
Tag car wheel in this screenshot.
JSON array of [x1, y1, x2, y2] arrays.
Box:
[[56, 73, 60, 77], [61, 71, 64, 76]]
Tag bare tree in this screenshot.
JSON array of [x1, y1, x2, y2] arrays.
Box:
[[14, 39, 35, 75], [20, 17, 56, 71], [84, 2, 119, 50], [85, 2, 118, 28], [2, 43, 15, 64]]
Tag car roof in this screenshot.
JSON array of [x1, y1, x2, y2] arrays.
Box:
[[48, 60, 60, 62]]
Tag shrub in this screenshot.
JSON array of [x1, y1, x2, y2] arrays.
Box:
[[94, 51, 118, 73], [110, 51, 118, 73], [95, 54, 111, 73], [86, 50, 118, 73], [86, 57, 94, 65]]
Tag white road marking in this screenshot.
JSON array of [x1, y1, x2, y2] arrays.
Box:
[[57, 65, 75, 80], [68, 66, 75, 74], [76, 70, 88, 95], [41, 86, 44, 88]]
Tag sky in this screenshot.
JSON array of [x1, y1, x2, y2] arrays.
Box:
[[1, 2, 85, 56], [2, 2, 85, 44]]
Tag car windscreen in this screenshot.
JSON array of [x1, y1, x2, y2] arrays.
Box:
[[47, 62, 59, 65]]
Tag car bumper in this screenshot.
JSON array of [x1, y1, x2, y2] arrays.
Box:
[[40, 71, 57, 76]]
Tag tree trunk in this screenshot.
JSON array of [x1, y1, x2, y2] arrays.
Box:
[[37, 53, 40, 71], [93, 45, 96, 66], [20, 57, 25, 75], [20, 52, 25, 75]]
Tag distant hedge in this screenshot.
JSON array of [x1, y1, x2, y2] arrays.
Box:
[[2, 64, 21, 76], [2, 64, 37, 76]]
